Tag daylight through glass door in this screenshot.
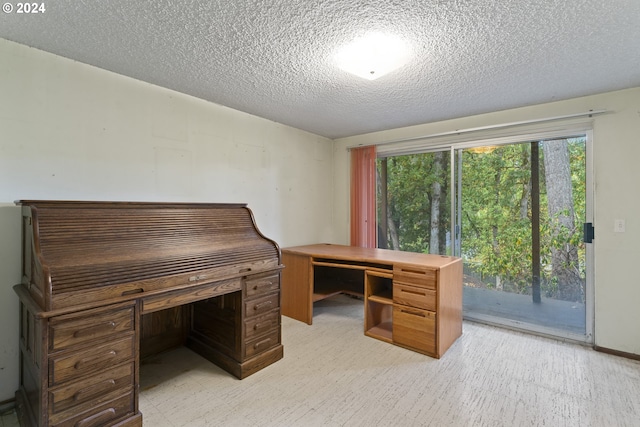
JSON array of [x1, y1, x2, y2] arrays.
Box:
[[377, 135, 590, 340], [458, 137, 587, 338]]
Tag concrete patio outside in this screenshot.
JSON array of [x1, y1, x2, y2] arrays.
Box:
[[463, 286, 586, 336]]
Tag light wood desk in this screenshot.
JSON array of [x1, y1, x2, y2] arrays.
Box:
[[281, 244, 463, 358]]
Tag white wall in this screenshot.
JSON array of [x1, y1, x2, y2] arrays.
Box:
[[0, 39, 334, 401], [334, 87, 640, 357]]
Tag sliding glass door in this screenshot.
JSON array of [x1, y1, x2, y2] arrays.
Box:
[[377, 133, 593, 342], [458, 136, 590, 339]]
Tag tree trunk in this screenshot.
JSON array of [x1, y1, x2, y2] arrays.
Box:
[[429, 152, 443, 254], [386, 159, 400, 251], [543, 139, 582, 302], [387, 206, 400, 250]]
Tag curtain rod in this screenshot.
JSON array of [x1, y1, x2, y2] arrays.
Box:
[[347, 109, 608, 149]]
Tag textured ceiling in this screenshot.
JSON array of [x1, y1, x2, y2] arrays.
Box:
[[2, 0, 640, 139]]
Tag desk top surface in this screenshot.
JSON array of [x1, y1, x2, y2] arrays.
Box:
[[282, 244, 460, 269]]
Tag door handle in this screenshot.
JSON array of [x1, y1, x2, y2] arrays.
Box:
[[583, 222, 594, 243]]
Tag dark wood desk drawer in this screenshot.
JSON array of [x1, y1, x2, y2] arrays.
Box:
[[393, 264, 437, 289], [393, 283, 436, 311], [245, 329, 280, 358], [50, 335, 135, 386], [244, 309, 280, 340], [393, 305, 436, 356], [245, 293, 279, 318], [50, 390, 135, 427], [49, 362, 134, 419], [245, 273, 280, 298], [49, 304, 134, 352], [142, 278, 241, 314]]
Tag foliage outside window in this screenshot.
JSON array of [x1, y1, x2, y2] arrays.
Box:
[[377, 137, 586, 303]]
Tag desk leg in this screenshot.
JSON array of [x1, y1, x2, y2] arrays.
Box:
[[281, 253, 313, 324]]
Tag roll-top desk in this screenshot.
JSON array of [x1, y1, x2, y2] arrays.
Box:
[[13, 201, 284, 427]]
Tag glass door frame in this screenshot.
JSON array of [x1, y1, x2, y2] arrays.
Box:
[[451, 130, 594, 343], [377, 123, 595, 344]]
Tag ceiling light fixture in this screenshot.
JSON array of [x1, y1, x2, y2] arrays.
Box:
[[468, 145, 498, 154], [335, 32, 411, 81]]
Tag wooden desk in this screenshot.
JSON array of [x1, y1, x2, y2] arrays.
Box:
[[13, 201, 284, 427], [281, 244, 462, 358]]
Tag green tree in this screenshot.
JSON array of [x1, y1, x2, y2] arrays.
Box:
[[378, 151, 450, 254], [378, 138, 586, 302]]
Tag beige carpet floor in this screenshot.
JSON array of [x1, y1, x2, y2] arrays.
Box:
[[137, 294, 640, 426]]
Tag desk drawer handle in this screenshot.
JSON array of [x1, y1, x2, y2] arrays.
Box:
[[253, 338, 272, 350], [401, 289, 426, 297], [252, 281, 273, 291], [253, 322, 273, 331], [254, 301, 273, 311], [400, 268, 427, 275], [75, 407, 116, 427], [400, 308, 426, 318], [121, 288, 144, 296], [73, 321, 116, 338]]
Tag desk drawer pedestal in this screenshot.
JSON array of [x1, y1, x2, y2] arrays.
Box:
[[365, 261, 463, 358], [187, 272, 283, 379], [15, 300, 141, 427]]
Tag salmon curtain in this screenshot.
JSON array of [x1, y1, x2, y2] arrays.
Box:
[[350, 145, 377, 248]]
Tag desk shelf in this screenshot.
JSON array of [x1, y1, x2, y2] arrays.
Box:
[[366, 321, 393, 342], [367, 291, 392, 304], [364, 270, 394, 341]]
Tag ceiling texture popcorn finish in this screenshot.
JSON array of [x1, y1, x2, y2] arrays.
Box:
[[1, 0, 639, 139]]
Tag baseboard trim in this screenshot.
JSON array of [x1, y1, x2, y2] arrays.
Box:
[[0, 397, 16, 414], [594, 345, 640, 361]]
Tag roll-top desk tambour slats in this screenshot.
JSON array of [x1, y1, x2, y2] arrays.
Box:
[[14, 201, 284, 427]]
